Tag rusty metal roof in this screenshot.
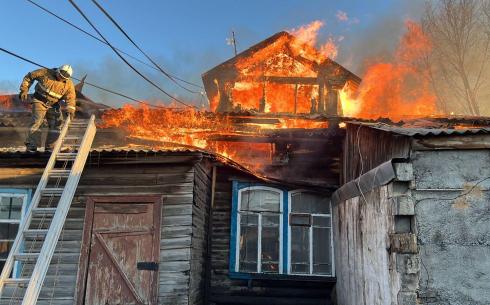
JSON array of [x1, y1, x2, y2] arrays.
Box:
[[347, 121, 490, 137]]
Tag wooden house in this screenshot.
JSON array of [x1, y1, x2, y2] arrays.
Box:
[[0, 115, 339, 305], [202, 31, 360, 115]]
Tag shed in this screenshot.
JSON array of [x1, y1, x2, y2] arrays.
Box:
[[333, 119, 490, 305]]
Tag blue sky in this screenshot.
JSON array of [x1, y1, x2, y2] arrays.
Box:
[[0, 0, 425, 107]]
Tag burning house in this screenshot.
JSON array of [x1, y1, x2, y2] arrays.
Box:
[[0, 30, 488, 305], [202, 31, 361, 115]]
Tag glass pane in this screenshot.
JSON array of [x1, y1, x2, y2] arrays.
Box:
[[241, 189, 280, 212], [10, 197, 23, 219], [290, 226, 310, 274], [313, 227, 331, 275], [290, 214, 311, 226], [291, 192, 330, 214], [0, 224, 19, 240], [261, 215, 280, 273], [0, 196, 23, 220], [313, 216, 330, 228], [239, 213, 258, 272], [0, 241, 12, 260]]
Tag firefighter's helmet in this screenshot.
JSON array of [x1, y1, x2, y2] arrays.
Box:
[[57, 64, 73, 79]]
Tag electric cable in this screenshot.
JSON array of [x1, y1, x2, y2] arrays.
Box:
[[25, 0, 203, 90], [67, 0, 197, 109], [91, 0, 201, 94], [0, 46, 174, 109]]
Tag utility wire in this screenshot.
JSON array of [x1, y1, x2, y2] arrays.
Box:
[[90, 0, 201, 94], [67, 0, 197, 109], [0, 46, 174, 109], [25, 0, 203, 90]]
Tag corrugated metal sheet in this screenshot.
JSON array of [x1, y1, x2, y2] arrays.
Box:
[[347, 121, 490, 137]]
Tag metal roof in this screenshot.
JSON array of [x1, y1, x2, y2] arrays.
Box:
[[347, 121, 490, 137]]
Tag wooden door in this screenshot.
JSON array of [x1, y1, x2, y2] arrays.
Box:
[[77, 196, 161, 305]]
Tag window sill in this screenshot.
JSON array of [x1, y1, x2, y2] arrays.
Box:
[[228, 271, 336, 282]]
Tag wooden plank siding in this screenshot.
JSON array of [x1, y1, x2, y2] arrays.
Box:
[[189, 160, 212, 305], [342, 123, 412, 184], [208, 166, 333, 305], [0, 154, 209, 305]]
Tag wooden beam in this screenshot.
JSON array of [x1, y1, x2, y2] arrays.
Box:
[[262, 76, 318, 85]]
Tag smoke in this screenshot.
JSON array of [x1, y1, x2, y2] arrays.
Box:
[[336, 1, 426, 75], [0, 80, 18, 94], [72, 47, 223, 108]]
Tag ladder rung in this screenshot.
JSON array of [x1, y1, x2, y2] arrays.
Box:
[[14, 253, 39, 260], [32, 207, 57, 216], [57, 153, 77, 161], [63, 136, 81, 141], [23, 229, 48, 238], [2, 278, 30, 285], [41, 188, 64, 196], [49, 169, 71, 177]]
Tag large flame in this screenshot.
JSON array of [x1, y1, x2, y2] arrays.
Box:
[[290, 20, 339, 60], [339, 20, 438, 120], [100, 104, 327, 169], [222, 21, 342, 114]]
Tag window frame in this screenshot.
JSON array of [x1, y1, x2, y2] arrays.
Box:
[[233, 185, 284, 274], [287, 190, 335, 277], [0, 188, 32, 278], [230, 182, 335, 280]]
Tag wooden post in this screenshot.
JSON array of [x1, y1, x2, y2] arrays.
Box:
[[326, 85, 339, 116]]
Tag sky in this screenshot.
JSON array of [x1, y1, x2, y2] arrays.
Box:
[[0, 0, 426, 107]]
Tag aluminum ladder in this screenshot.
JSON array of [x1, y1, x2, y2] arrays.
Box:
[[0, 115, 97, 305]]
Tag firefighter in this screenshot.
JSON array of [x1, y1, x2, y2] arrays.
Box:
[[19, 65, 76, 153]]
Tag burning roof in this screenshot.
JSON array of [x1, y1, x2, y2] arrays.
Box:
[[202, 31, 360, 115]]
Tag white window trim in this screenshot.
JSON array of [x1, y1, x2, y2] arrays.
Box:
[[287, 190, 335, 276], [0, 192, 29, 277], [235, 186, 283, 274]]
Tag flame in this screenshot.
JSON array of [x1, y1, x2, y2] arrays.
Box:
[[223, 21, 341, 114], [0, 94, 14, 109], [290, 20, 339, 61], [100, 104, 329, 170], [339, 20, 438, 121]]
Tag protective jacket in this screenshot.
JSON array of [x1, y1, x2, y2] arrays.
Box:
[[20, 68, 76, 114]]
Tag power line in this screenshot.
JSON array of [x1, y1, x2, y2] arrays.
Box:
[[67, 0, 197, 109], [0, 46, 174, 109], [25, 0, 203, 90], [90, 0, 200, 94]]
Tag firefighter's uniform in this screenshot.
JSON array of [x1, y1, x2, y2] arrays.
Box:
[[19, 66, 76, 152]]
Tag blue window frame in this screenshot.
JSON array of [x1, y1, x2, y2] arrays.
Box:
[[230, 182, 334, 278], [0, 189, 32, 277]]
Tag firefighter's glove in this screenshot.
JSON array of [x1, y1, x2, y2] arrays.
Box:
[[19, 91, 28, 102]]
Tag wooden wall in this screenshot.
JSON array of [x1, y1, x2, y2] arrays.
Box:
[[189, 160, 212, 305], [0, 153, 208, 305], [208, 166, 333, 305], [342, 124, 411, 184]]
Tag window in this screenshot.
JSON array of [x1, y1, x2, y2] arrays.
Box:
[[230, 183, 334, 277], [235, 187, 282, 273], [0, 190, 30, 274], [288, 191, 333, 275]]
